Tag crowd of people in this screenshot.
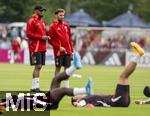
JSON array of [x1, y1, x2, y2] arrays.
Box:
[[75, 29, 150, 54], [0, 25, 28, 63], [0, 25, 28, 50]]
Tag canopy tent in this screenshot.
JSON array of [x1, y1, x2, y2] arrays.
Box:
[[64, 9, 101, 27], [7, 22, 26, 28], [106, 10, 148, 28]]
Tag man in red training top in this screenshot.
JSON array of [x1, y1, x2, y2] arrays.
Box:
[[48, 8, 73, 88], [26, 5, 50, 92]]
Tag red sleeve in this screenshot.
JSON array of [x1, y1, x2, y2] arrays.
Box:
[[68, 25, 74, 53], [48, 25, 60, 50], [26, 19, 42, 40]]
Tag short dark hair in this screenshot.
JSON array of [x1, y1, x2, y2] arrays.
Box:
[[54, 8, 65, 15], [143, 86, 150, 97]]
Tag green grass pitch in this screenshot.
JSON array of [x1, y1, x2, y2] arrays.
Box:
[[0, 63, 150, 116]]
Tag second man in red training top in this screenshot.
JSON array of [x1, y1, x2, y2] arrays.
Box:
[[48, 8, 73, 88]]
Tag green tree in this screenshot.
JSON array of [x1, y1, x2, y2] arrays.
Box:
[[0, 0, 150, 24]]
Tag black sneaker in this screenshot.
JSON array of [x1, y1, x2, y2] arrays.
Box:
[[30, 88, 40, 92]]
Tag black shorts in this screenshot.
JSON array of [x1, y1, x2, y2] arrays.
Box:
[[30, 52, 45, 65], [55, 54, 72, 67], [111, 84, 130, 107]]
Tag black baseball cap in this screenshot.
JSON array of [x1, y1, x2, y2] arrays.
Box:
[[34, 5, 46, 11]]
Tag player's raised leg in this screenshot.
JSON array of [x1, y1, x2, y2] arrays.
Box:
[[118, 42, 145, 85], [50, 51, 82, 90]]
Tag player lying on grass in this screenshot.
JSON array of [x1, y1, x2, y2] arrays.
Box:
[[0, 52, 93, 113], [71, 42, 145, 108], [135, 86, 150, 105]]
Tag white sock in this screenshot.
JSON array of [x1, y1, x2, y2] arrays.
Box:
[[32, 78, 39, 89], [65, 65, 76, 76], [130, 55, 140, 63], [73, 88, 86, 95], [63, 80, 69, 88]]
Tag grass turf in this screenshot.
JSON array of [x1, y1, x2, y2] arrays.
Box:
[[0, 63, 150, 116]]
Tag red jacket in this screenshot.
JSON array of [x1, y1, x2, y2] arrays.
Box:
[[11, 38, 21, 52], [48, 19, 73, 57], [26, 14, 46, 52]]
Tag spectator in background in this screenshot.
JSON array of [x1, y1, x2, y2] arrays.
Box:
[[48, 8, 73, 88], [26, 5, 50, 92], [0, 38, 11, 49], [9, 27, 18, 40], [0, 28, 11, 49], [21, 39, 28, 49], [10, 36, 21, 63]]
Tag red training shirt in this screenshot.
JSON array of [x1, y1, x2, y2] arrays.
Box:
[[26, 14, 46, 52], [48, 19, 73, 57]]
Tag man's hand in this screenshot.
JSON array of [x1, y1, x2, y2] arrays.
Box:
[[42, 36, 51, 40], [60, 47, 66, 53]]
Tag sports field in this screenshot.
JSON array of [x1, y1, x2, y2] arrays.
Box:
[[0, 63, 150, 116]]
